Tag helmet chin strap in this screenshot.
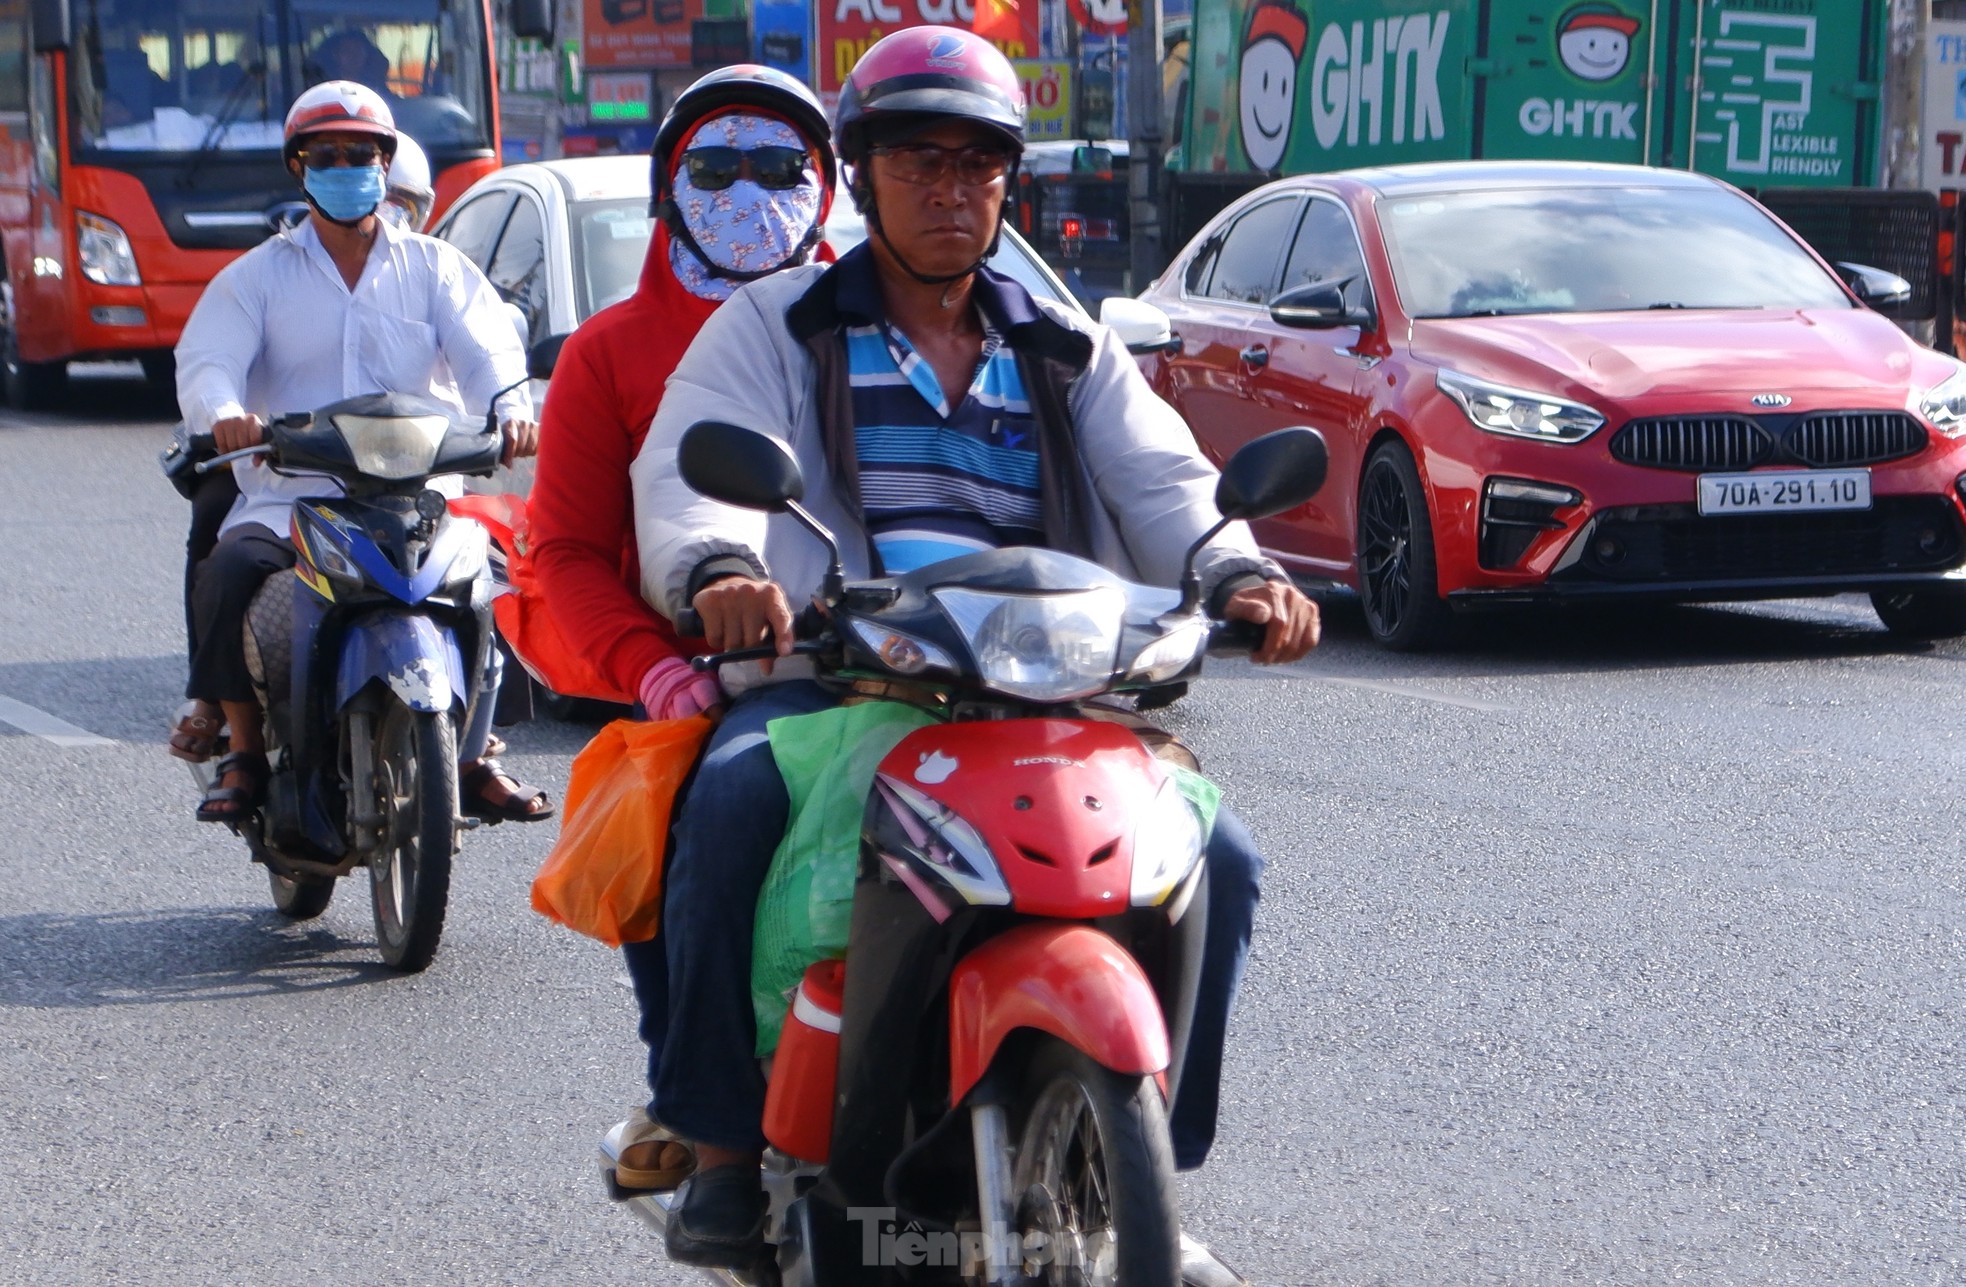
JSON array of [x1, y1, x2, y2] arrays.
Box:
[[300, 191, 378, 231], [856, 166, 1014, 301]]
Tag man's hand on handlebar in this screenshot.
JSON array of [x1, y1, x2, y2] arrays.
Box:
[[1223, 579, 1320, 665], [213, 414, 265, 456], [500, 418, 540, 466], [692, 575, 795, 674]]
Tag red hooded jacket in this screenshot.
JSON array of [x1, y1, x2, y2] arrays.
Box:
[[528, 223, 719, 701]]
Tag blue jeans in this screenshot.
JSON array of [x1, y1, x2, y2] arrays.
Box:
[[636, 680, 1262, 1168]]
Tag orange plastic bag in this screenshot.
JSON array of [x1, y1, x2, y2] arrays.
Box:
[[449, 493, 634, 706], [530, 714, 713, 947]]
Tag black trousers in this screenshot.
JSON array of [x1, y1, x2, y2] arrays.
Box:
[[186, 525, 294, 704], [183, 469, 241, 656]]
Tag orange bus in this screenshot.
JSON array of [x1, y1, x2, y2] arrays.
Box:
[[0, 0, 547, 406]]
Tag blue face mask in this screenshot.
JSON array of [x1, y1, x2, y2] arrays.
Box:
[[303, 164, 387, 223]]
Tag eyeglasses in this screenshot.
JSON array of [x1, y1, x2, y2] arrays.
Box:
[[869, 143, 1012, 188], [299, 140, 383, 169], [682, 145, 811, 192]]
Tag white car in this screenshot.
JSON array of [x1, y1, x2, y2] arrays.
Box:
[[432, 156, 1090, 371]]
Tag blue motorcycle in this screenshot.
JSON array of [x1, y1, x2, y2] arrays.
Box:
[[191, 393, 506, 971]]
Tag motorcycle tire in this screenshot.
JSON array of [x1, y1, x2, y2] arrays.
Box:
[[1008, 1036, 1181, 1287], [368, 698, 458, 973], [268, 869, 335, 920]]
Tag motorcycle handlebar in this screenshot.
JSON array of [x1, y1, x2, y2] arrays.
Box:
[[1207, 618, 1268, 656], [683, 602, 832, 672]]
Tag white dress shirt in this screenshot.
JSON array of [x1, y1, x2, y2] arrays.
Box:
[[176, 217, 531, 538]]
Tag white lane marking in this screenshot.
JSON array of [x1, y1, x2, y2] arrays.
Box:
[[1313, 675, 1515, 713], [0, 694, 117, 747]]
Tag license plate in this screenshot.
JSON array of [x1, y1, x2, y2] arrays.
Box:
[[1696, 469, 1872, 515]]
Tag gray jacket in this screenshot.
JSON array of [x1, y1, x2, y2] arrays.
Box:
[[630, 248, 1283, 685]]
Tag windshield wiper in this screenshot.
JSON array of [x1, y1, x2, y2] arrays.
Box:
[[1646, 301, 1687, 310], [177, 61, 267, 189]]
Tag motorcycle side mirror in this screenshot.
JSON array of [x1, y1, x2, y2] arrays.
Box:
[[528, 333, 571, 381], [1215, 425, 1329, 520], [1172, 426, 1329, 615], [678, 420, 846, 603]]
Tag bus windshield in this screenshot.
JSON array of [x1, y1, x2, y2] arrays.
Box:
[[69, 0, 490, 156]]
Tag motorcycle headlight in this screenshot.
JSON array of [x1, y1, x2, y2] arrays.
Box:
[[1126, 615, 1209, 684], [847, 619, 957, 676], [932, 586, 1125, 703], [1918, 364, 1966, 437], [1130, 776, 1205, 907], [76, 212, 140, 286], [1437, 369, 1603, 443], [297, 512, 363, 584], [332, 412, 451, 481]]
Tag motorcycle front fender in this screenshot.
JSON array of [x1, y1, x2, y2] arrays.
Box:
[[335, 611, 466, 713], [947, 922, 1170, 1107]]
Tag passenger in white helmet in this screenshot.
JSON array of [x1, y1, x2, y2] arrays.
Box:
[[379, 134, 435, 232]]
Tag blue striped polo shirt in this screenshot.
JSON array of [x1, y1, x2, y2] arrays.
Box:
[[835, 249, 1043, 575]]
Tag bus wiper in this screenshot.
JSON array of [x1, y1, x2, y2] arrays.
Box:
[[1646, 301, 1687, 309], [177, 61, 267, 189]]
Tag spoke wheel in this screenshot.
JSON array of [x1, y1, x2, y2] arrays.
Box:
[[1009, 1038, 1179, 1287], [368, 699, 457, 973], [268, 868, 335, 919], [1870, 587, 1966, 640], [1357, 442, 1451, 651]]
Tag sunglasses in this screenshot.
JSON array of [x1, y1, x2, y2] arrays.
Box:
[[869, 143, 1011, 188], [299, 140, 383, 170], [682, 145, 811, 192]]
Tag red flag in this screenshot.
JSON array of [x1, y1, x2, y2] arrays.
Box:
[[971, 0, 1022, 49]]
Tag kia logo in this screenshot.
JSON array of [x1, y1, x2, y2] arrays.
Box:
[[1751, 392, 1792, 408]]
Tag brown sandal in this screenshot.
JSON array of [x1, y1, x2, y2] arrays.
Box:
[[460, 758, 554, 824], [169, 700, 225, 763]]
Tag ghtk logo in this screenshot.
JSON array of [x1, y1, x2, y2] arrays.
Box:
[[1238, 0, 1309, 171], [1556, 3, 1640, 83]]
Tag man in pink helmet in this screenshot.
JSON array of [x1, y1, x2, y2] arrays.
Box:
[[631, 28, 1314, 1281]]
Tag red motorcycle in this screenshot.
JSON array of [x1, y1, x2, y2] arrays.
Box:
[[602, 419, 1327, 1286]]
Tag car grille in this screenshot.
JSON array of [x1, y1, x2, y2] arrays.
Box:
[[1611, 411, 1927, 471], [1788, 412, 1927, 466], [1612, 417, 1770, 470], [1568, 497, 1964, 582]]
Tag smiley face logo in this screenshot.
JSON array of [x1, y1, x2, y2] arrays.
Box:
[[1238, 1, 1309, 172], [1556, 4, 1641, 83]]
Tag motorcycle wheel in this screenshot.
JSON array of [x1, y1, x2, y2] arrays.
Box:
[[1008, 1037, 1181, 1287], [268, 869, 335, 919], [367, 698, 458, 973]]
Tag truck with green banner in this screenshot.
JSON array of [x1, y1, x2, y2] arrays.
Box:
[[1174, 0, 1884, 187]]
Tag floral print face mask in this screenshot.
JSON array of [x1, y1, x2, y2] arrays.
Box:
[[669, 112, 824, 301]]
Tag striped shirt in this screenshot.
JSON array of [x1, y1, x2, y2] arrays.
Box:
[[838, 253, 1042, 574]]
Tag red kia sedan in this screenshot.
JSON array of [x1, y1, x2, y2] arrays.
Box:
[[1120, 162, 1966, 649]]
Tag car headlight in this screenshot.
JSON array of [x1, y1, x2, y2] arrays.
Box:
[[1131, 776, 1205, 907], [1437, 369, 1604, 443], [932, 586, 1125, 703], [847, 619, 957, 676], [1126, 614, 1208, 683], [1918, 364, 1966, 437], [76, 212, 140, 286], [332, 412, 451, 480]]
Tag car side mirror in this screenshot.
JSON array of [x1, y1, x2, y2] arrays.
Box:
[[1835, 261, 1912, 310], [1101, 296, 1179, 355], [679, 421, 805, 511], [510, 0, 554, 41], [31, 0, 69, 50], [1269, 280, 1374, 331], [1216, 426, 1329, 520], [528, 333, 570, 381], [1072, 144, 1115, 174]]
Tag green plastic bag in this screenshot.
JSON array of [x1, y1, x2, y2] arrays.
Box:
[[752, 701, 937, 1054]]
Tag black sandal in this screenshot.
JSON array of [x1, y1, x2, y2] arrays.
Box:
[[196, 750, 267, 823], [460, 758, 554, 824]]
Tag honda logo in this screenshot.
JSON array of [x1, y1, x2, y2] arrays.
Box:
[[1751, 392, 1792, 408]]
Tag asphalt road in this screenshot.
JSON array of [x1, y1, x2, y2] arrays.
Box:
[[1, 371, 1960, 1286]]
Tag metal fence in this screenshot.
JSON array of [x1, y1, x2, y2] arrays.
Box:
[[1753, 187, 1941, 322]]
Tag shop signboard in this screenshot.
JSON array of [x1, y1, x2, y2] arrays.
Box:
[[1014, 59, 1072, 140], [1923, 19, 1966, 190], [815, 0, 1041, 96], [582, 0, 704, 70]]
